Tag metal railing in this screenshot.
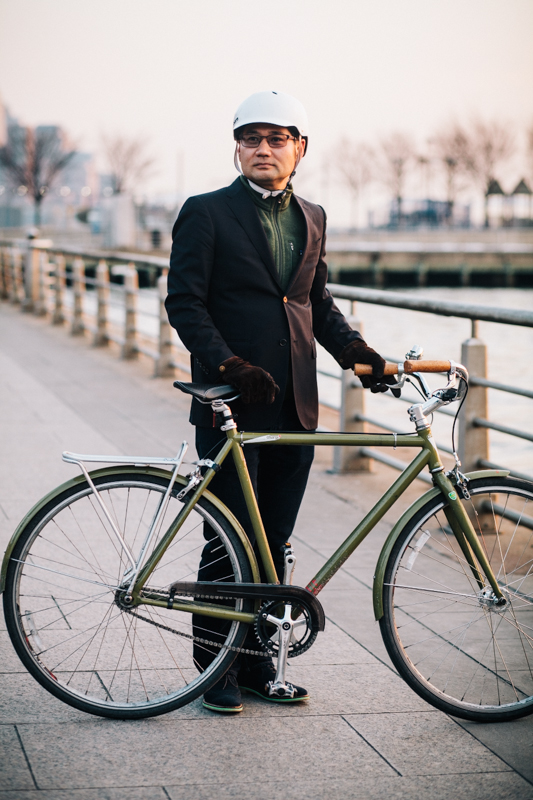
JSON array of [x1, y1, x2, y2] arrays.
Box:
[[324, 284, 533, 482], [1, 241, 532, 484]]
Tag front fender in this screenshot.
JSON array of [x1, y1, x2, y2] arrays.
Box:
[[372, 469, 509, 620], [1, 465, 260, 593]]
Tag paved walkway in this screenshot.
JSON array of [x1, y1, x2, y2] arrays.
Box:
[[0, 303, 532, 800]]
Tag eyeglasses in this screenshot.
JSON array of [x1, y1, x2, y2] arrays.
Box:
[[239, 133, 298, 149]]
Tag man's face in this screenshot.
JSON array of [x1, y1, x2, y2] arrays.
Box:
[[237, 123, 305, 191]]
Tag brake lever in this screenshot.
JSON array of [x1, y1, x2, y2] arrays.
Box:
[[406, 372, 431, 399]]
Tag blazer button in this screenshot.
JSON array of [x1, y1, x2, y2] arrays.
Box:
[[283, 296, 288, 303], [279, 339, 287, 346]]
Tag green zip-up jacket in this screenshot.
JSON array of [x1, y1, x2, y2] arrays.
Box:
[[239, 175, 306, 291]]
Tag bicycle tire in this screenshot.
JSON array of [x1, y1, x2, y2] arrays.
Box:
[[4, 471, 253, 719], [380, 476, 533, 722]]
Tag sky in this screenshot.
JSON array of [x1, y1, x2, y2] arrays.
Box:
[[1, 0, 532, 226]]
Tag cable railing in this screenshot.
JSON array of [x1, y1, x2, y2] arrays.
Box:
[[1, 240, 532, 485]]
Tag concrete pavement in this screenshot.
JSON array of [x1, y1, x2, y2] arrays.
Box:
[[0, 302, 532, 800]]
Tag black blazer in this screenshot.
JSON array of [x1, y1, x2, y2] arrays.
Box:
[[165, 178, 360, 430]]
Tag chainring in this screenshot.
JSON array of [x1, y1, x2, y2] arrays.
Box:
[[254, 599, 318, 658]]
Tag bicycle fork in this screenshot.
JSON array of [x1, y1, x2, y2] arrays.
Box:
[[432, 469, 505, 604]]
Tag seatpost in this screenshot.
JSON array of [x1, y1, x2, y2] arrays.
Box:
[[282, 544, 296, 585], [211, 399, 237, 432]]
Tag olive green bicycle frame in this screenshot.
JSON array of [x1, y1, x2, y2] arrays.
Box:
[[133, 422, 503, 624]]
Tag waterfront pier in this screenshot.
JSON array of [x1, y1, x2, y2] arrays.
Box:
[[326, 230, 533, 288]]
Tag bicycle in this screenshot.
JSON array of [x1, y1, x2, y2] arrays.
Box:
[[2, 350, 533, 723]]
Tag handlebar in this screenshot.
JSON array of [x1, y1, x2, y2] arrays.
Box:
[[353, 360, 452, 376]]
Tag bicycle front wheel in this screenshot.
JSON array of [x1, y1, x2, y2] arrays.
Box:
[[380, 476, 533, 722], [4, 471, 253, 719]]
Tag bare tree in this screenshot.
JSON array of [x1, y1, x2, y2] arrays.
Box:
[[430, 124, 471, 223], [462, 119, 515, 227], [335, 138, 374, 228], [526, 123, 533, 186], [378, 132, 415, 225], [0, 126, 76, 225], [101, 134, 155, 194]]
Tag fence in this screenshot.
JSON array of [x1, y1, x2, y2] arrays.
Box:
[[1, 241, 532, 484]]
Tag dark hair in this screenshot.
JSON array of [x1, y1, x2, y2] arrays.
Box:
[[233, 124, 302, 141]]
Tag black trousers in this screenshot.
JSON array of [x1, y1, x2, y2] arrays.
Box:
[[192, 391, 315, 671]]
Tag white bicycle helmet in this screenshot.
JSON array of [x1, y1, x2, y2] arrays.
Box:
[[233, 90, 309, 146]]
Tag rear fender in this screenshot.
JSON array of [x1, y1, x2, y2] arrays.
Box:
[[0, 466, 260, 593]]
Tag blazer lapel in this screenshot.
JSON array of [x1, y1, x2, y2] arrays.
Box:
[[225, 180, 281, 290]]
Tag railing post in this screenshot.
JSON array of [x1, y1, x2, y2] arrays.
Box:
[[11, 248, 25, 305], [94, 260, 110, 347], [154, 269, 175, 377], [34, 251, 49, 317], [71, 257, 86, 336], [0, 247, 9, 300], [458, 319, 489, 472], [22, 246, 41, 312], [333, 301, 372, 472], [52, 255, 66, 325], [122, 264, 138, 359]]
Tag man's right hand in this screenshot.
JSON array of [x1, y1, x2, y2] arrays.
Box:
[[219, 357, 279, 404], [338, 340, 401, 397]]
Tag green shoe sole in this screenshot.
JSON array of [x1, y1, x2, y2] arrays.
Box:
[[202, 700, 243, 713], [240, 686, 309, 703]]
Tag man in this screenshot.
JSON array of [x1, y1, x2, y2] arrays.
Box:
[[166, 91, 394, 713]]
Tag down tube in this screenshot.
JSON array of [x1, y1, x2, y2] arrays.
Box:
[[307, 449, 431, 596]]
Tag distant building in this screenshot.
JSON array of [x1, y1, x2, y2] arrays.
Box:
[[486, 178, 533, 228], [509, 179, 532, 227], [0, 105, 31, 228]]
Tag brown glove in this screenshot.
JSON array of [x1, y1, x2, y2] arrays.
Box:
[[219, 357, 279, 404], [338, 340, 401, 397]]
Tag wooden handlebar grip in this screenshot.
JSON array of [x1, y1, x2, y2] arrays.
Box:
[[404, 360, 451, 374], [353, 360, 451, 376]]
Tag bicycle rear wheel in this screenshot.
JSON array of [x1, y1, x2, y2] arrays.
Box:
[[380, 476, 533, 722], [4, 471, 253, 719]]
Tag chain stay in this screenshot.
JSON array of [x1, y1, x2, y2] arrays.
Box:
[[122, 587, 268, 657]]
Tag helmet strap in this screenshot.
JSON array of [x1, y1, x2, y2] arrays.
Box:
[[280, 138, 302, 198], [234, 143, 243, 174]]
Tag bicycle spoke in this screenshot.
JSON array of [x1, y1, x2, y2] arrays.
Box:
[[6, 474, 251, 716], [382, 479, 533, 719]]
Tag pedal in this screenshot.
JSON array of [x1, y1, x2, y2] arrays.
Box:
[[266, 680, 296, 699]]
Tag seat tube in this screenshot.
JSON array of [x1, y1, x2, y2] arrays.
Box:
[[227, 431, 278, 585]]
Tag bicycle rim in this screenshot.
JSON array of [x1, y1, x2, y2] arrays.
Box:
[[4, 472, 252, 719], [381, 477, 533, 721]]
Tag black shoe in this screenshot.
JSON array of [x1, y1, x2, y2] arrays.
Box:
[[239, 660, 309, 703], [203, 671, 243, 713]]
